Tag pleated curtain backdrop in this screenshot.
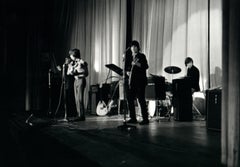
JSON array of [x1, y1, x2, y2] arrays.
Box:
[[53, 0, 127, 106], [53, 0, 127, 84], [210, 0, 222, 88], [50, 0, 222, 110], [132, 0, 209, 90]]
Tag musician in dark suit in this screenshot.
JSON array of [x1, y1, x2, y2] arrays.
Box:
[[67, 48, 88, 121], [126, 40, 149, 125], [185, 57, 200, 93]]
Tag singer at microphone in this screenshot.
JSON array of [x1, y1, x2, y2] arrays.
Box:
[[125, 40, 149, 125]]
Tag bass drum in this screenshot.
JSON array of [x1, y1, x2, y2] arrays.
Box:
[[148, 100, 156, 117]]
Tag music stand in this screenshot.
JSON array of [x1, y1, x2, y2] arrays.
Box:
[[105, 64, 123, 76], [105, 62, 136, 130]]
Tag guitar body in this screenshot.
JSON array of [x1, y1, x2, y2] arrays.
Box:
[[129, 58, 139, 86], [67, 59, 88, 78], [107, 99, 118, 115], [96, 101, 108, 116]]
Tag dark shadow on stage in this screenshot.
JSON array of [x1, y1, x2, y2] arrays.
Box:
[[6, 111, 221, 167]]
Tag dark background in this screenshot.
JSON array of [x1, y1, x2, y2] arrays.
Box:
[[1, 0, 55, 115]]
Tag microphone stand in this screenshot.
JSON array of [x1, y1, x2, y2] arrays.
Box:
[[48, 69, 52, 116], [62, 64, 68, 121], [54, 64, 68, 122], [117, 53, 136, 130]]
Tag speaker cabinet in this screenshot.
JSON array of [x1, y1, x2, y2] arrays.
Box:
[[206, 88, 221, 131], [88, 84, 99, 115], [172, 77, 192, 121], [145, 76, 166, 100]]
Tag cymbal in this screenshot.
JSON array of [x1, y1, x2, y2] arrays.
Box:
[[164, 66, 181, 74]]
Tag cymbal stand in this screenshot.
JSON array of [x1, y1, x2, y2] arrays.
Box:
[[163, 94, 172, 121]]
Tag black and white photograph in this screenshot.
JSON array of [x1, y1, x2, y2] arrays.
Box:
[[1, 0, 239, 167]]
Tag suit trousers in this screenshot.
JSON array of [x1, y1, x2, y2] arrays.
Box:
[[127, 83, 148, 120], [74, 78, 86, 118]]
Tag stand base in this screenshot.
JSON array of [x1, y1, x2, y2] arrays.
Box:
[[56, 118, 68, 123], [117, 122, 137, 131]]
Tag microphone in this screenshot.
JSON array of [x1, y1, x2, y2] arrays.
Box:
[[56, 65, 62, 71], [48, 69, 51, 87], [122, 53, 126, 61], [124, 47, 130, 53]]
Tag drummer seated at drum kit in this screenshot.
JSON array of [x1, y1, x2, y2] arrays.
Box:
[[154, 57, 200, 119], [184, 57, 200, 94], [164, 57, 200, 94]]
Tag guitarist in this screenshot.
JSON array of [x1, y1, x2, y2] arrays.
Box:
[[67, 48, 88, 121], [126, 41, 149, 125]]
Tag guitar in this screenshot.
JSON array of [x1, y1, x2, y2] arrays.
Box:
[[67, 58, 88, 78], [96, 83, 108, 116], [106, 99, 118, 115], [128, 57, 139, 86]]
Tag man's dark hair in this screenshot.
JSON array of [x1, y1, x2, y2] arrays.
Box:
[[69, 48, 81, 58], [131, 40, 141, 50], [185, 57, 193, 66]]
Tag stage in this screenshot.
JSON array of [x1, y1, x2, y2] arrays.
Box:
[[7, 113, 221, 167]]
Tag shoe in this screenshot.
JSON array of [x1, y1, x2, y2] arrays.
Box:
[[139, 119, 149, 125], [77, 116, 85, 121], [126, 119, 138, 124]]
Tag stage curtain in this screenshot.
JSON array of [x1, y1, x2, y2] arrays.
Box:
[[132, 0, 210, 90], [222, 0, 240, 166], [53, 0, 127, 106], [53, 0, 126, 83], [210, 0, 222, 88], [85, 0, 127, 85]]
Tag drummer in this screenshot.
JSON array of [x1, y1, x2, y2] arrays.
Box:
[[184, 57, 200, 94]]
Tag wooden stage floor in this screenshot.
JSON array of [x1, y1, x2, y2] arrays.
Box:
[[7, 113, 221, 167]]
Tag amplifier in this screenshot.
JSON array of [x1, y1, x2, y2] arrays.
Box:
[[206, 88, 221, 131], [88, 85, 100, 115], [145, 76, 166, 100]]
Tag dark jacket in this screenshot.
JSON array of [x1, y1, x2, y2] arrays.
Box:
[[129, 53, 149, 86], [187, 65, 200, 91]]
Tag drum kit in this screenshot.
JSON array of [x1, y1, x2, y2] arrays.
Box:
[[104, 64, 182, 122], [147, 66, 182, 121]]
